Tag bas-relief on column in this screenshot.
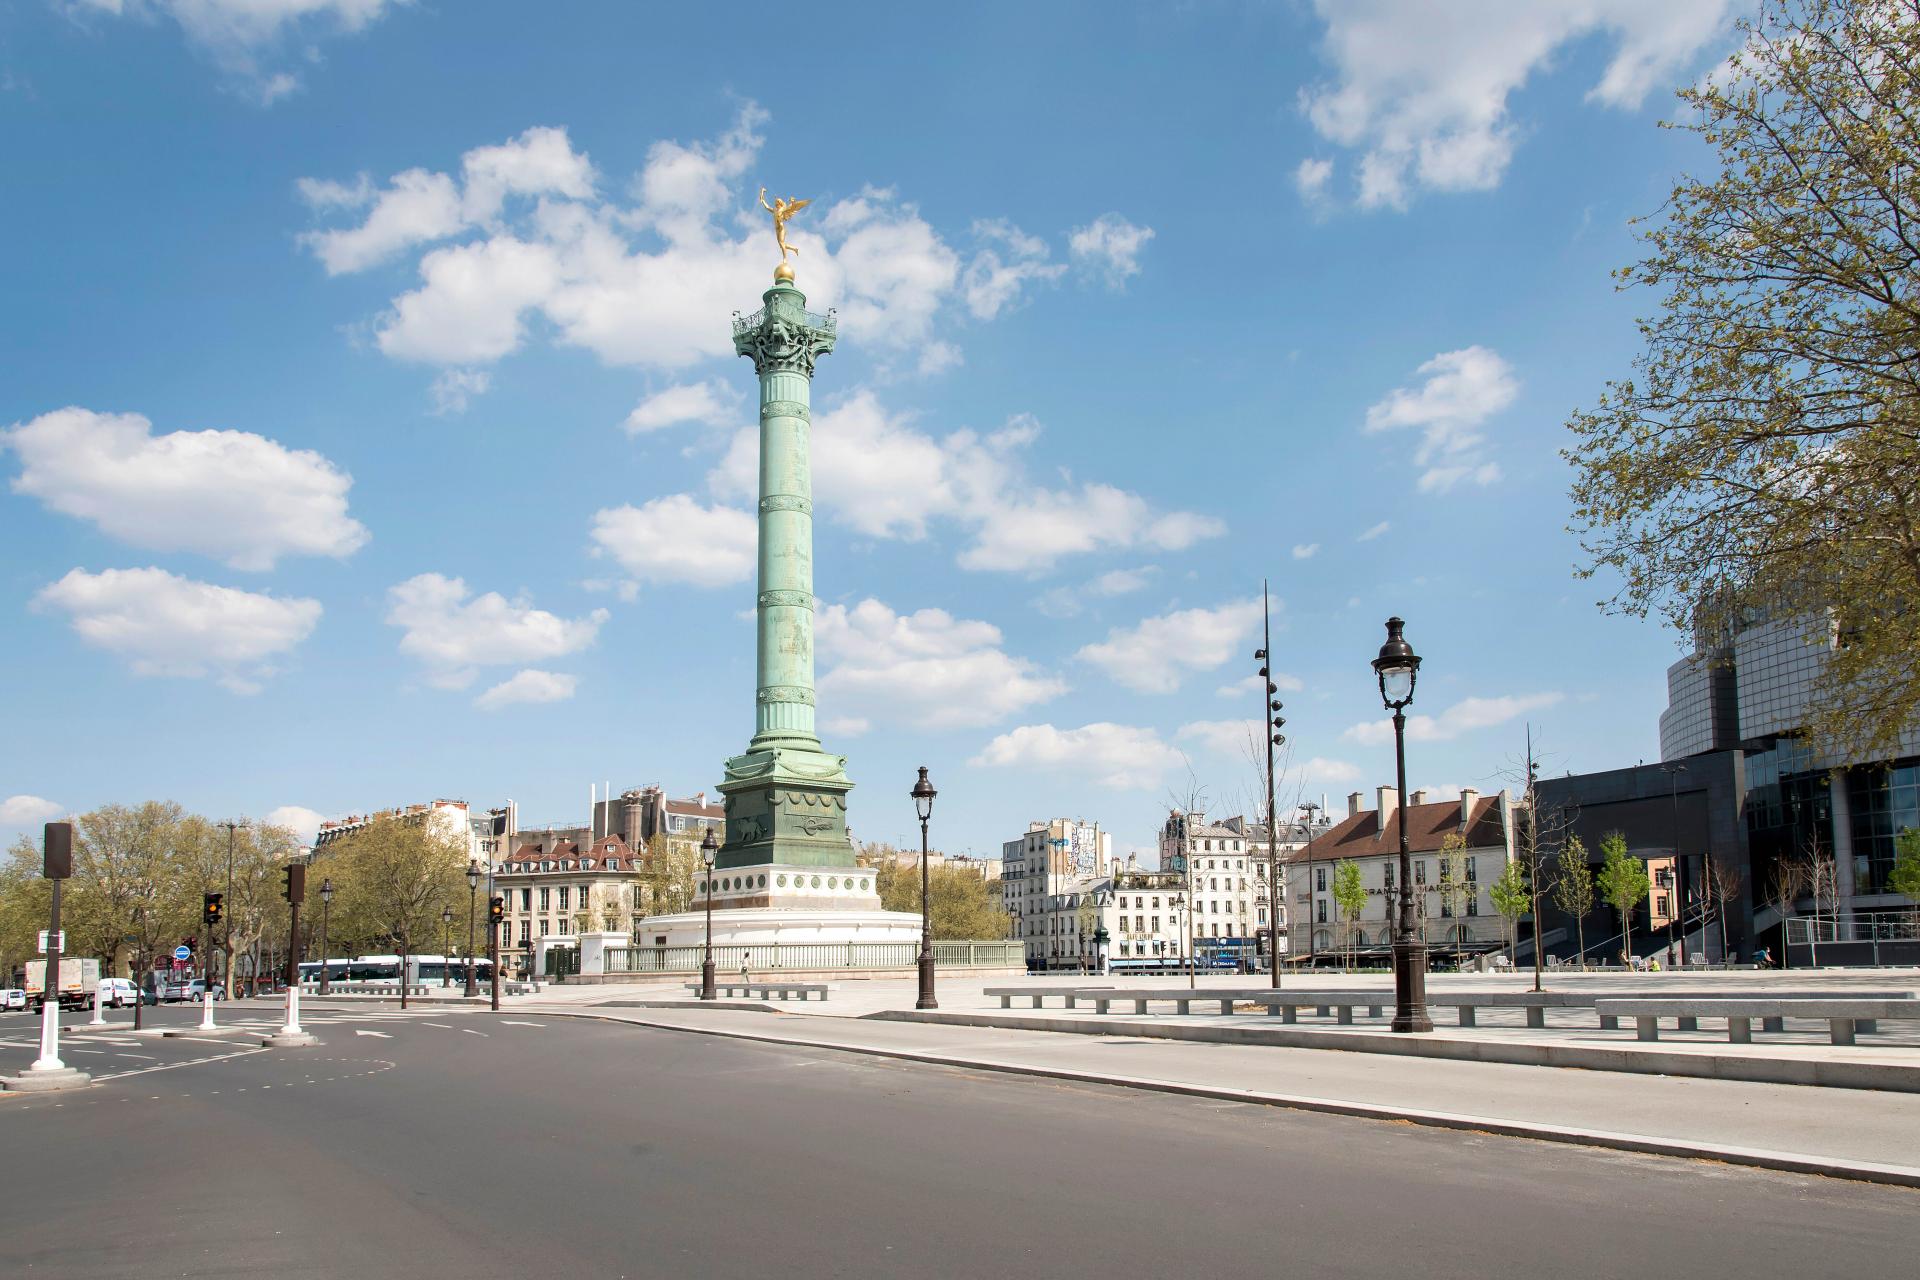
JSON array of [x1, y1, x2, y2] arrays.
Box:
[[717, 273, 866, 884]]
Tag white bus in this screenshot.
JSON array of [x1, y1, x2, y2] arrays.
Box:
[[300, 955, 495, 987]]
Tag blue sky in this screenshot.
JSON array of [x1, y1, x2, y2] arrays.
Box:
[[0, 1, 1744, 859]]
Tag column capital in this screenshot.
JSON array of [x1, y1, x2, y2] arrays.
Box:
[[732, 282, 837, 377]]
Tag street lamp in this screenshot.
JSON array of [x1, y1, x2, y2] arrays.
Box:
[[1373, 616, 1433, 1033], [699, 827, 718, 1000], [318, 878, 334, 994], [912, 766, 938, 1010], [1255, 578, 1286, 990], [1171, 891, 1188, 983], [440, 906, 454, 987], [465, 861, 481, 997]]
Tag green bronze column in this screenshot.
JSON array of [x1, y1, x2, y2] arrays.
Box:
[[716, 264, 866, 894]]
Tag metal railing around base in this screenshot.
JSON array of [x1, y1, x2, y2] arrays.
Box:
[[605, 939, 1022, 974]]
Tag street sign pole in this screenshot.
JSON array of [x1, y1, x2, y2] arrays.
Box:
[[4, 823, 91, 1092]]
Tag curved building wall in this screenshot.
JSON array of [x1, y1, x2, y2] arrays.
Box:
[[1732, 616, 1831, 743]]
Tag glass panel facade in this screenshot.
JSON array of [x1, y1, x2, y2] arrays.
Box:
[[1848, 762, 1920, 895]]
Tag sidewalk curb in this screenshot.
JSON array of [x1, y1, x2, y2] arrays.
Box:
[[525, 1006, 1920, 1191], [874, 1008, 1920, 1093]]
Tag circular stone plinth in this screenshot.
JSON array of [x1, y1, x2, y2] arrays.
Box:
[[1, 1067, 94, 1092], [261, 1032, 321, 1048]]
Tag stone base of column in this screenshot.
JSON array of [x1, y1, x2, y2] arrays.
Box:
[[1, 1066, 93, 1092], [716, 743, 860, 876]]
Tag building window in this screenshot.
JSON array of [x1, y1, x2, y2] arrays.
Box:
[[1466, 898, 1478, 917], [558, 887, 570, 912], [539, 887, 550, 911], [1465, 857, 1477, 882], [1384, 865, 1396, 891], [1316, 867, 1326, 892], [519, 888, 531, 911], [1414, 861, 1427, 885], [1316, 900, 1327, 923]]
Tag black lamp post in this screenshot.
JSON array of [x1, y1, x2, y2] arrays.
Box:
[[699, 827, 718, 1000], [1373, 616, 1433, 1033], [465, 861, 481, 997], [318, 878, 334, 995], [440, 906, 454, 987], [912, 766, 938, 1010], [1255, 577, 1286, 989]]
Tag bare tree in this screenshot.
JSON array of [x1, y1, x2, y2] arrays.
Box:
[[1705, 854, 1742, 963]]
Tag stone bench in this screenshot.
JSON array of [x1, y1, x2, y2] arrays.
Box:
[[1593, 997, 1920, 1046], [685, 982, 831, 1001], [983, 987, 1386, 1021]]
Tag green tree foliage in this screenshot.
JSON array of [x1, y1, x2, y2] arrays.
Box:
[[1565, 0, 1920, 758], [323, 817, 471, 969], [1889, 828, 1920, 908], [873, 857, 1011, 940], [1597, 831, 1652, 963], [1488, 859, 1532, 964], [1552, 836, 1597, 966], [1330, 859, 1366, 967], [641, 832, 703, 917]]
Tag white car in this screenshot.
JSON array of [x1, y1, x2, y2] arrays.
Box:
[[0, 988, 25, 1012], [95, 978, 139, 1008]]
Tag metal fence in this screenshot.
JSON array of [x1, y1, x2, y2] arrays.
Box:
[[605, 940, 1023, 974], [1784, 912, 1920, 968]]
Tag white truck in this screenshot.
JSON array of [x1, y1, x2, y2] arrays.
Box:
[[25, 957, 101, 1012]]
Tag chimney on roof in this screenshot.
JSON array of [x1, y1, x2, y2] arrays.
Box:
[[1459, 788, 1479, 830], [1348, 791, 1364, 818], [1409, 789, 1429, 806], [1377, 786, 1399, 828]]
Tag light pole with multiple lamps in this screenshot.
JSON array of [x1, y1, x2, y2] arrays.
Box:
[[465, 861, 481, 997], [912, 767, 938, 1010], [1373, 616, 1433, 1034], [318, 878, 333, 994], [1254, 578, 1286, 988], [699, 827, 718, 1000]]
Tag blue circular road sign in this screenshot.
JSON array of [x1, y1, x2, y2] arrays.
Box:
[[172, 945, 191, 961]]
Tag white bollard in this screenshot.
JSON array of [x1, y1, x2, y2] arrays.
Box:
[[89, 981, 107, 1027], [34, 995, 65, 1072], [263, 980, 318, 1048], [199, 980, 218, 1031]]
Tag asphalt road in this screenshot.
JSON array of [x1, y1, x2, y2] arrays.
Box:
[[2, 1003, 1913, 1278]]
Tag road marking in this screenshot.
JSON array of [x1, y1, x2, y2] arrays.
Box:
[[354, 1030, 392, 1038], [461, 1028, 487, 1036], [500, 1020, 545, 1027]]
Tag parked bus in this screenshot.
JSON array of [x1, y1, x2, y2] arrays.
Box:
[[300, 955, 495, 987]]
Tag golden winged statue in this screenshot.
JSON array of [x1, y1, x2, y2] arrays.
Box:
[[760, 187, 811, 262]]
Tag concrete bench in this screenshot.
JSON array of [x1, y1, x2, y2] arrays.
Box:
[[1593, 997, 1920, 1046], [684, 982, 830, 1001]]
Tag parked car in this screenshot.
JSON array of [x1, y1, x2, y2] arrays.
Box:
[[95, 978, 140, 1009], [178, 981, 225, 1002], [0, 988, 26, 1012]]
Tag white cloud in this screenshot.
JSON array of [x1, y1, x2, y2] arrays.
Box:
[[1090, 567, 1155, 596], [815, 598, 1066, 732], [1299, 0, 1735, 209], [589, 495, 757, 589], [622, 380, 741, 435], [1291, 543, 1320, 560], [75, 0, 405, 103], [300, 167, 465, 275], [1297, 757, 1365, 788], [1364, 346, 1517, 492], [1217, 672, 1302, 698], [34, 566, 320, 692], [1342, 692, 1565, 745], [710, 392, 1219, 574], [1294, 157, 1334, 211], [1176, 719, 1262, 759], [1357, 520, 1391, 541], [4, 407, 369, 571], [1, 795, 63, 825], [376, 235, 563, 364], [971, 722, 1183, 790], [475, 669, 578, 711], [1077, 598, 1265, 694], [429, 368, 491, 416], [1069, 213, 1155, 286], [265, 804, 325, 843], [961, 219, 1066, 319], [384, 573, 605, 689]]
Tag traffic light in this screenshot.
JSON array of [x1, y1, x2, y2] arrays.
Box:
[[184, 935, 197, 953], [203, 892, 224, 926], [488, 896, 505, 925], [281, 863, 306, 904]]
